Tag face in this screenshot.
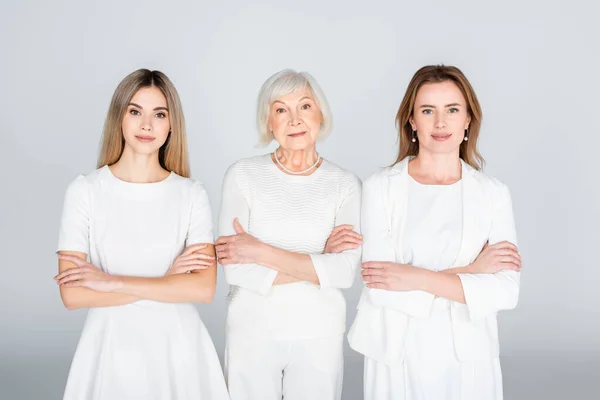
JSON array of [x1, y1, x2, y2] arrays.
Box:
[[409, 81, 471, 156], [121, 86, 171, 156], [267, 88, 323, 151]]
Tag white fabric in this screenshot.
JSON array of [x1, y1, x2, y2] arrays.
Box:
[[348, 158, 520, 367], [218, 154, 360, 399], [225, 335, 344, 400], [57, 166, 229, 400], [218, 154, 361, 340], [362, 177, 502, 399]]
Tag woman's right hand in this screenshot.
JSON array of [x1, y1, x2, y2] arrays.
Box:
[[165, 244, 215, 276], [323, 224, 363, 254], [468, 241, 522, 274]]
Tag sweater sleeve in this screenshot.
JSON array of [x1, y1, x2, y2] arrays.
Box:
[[309, 178, 362, 289], [218, 164, 277, 295]]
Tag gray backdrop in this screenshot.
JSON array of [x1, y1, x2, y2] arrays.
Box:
[[1, 0, 598, 399]]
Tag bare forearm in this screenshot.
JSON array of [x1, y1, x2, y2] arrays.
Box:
[[260, 245, 319, 284], [60, 287, 139, 310], [113, 272, 216, 303], [417, 269, 466, 303]]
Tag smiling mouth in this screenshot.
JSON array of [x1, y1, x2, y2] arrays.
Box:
[[288, 131, 307, 138], [431, 133, 452, 141], [135, 135, 155, 142]]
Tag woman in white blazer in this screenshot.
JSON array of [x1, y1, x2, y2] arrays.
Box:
[[348, 65, 522, 400]]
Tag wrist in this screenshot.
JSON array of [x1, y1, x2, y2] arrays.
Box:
[[413, 267, 433, 291], [110, 276, 126, 293]]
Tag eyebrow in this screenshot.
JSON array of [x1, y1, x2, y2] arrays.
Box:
[[128, 102, 169, 111], [419, 103, 462, 108]]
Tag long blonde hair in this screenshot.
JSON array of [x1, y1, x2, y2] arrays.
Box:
[[97, 69, 190, 177], [394, 65, 484, 170]]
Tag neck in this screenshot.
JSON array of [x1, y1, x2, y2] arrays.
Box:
[[274, 146, 320, 173], [110, 147, 169, 183], [409, 151, 462, 184]]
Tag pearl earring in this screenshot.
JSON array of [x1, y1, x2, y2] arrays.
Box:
[[464, 129, 469, 141], [412, 130, 417, 143]]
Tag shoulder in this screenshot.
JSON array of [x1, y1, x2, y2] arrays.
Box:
[[320, 159, 361, 191], [224, 154, 271, 181], [170, 174, 210, 202], [469, 167, 510, 195], [64, 167, 106, 197]]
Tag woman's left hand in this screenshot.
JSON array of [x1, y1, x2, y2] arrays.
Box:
[[361, 261, 424, 291], [54, 255, 121, 292], [215, 218, 266, 265]]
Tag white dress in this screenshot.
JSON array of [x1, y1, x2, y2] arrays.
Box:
[[57, 166, 230, 400], [363, 176, 503, 400]]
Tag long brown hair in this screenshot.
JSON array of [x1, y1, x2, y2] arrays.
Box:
[[393, 65, 484, 170], [97, 69, 190, 177]]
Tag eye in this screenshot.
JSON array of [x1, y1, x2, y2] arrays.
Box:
[[448, 108, 459, 114], [422, 109, 433, 115], [275, 108, 286, 114], [155, 112, 166, 118], [129, 109, 141, 116], [301, 103, 311, 110]]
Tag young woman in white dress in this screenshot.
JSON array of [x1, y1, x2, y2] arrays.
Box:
[[215, 69, 362, 400], [54, 69, 229, 400], [348, 65, 522, 400]]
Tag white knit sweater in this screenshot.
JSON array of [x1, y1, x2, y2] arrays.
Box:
[[219, 154, 362, 340]]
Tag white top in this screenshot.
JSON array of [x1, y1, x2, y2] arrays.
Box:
[[404, 176, 463, 272], [56, 166, 230, 399], [58, 165, 214, 277], [219, 154, 362, 340]]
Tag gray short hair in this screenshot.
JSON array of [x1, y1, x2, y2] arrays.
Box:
[[256, 69, 333, 145]]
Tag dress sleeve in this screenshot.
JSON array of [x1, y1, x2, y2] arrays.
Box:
[[57, 175, 90, 255], [186, 181, 215, 245]]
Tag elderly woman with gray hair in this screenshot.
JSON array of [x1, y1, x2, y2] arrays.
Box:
[[215, 69, 362, 400]]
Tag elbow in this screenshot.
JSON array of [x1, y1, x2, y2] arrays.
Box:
[[196, 285, 216, 304], [60, 290, 81, 311], [337, 273, 356, 289], [503, 285, 520, 310]]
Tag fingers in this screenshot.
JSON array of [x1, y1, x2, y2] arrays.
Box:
[[362, 268, 385, 277], [361, 261, 386, 270], [330, 224, 354, 236], [233, 218, 246, 234], [175, 259, 214, 269], [489, 241, 519, 253], [327, 242, 361, 253], [57, 273, 85, 285], [496, 255, 521, 267], [172, 265, 209, 274], [366, 283, 388, 290], [177, 253, 215, 263], [215, 235, 237, 245], [54, 266, 90, 281], [330, 233, 363, 247], [182, 243, 208, 256]]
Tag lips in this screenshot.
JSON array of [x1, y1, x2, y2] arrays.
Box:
[[135, 135, 155, 142], [431, 133, 452, 141], [288, 131, 307, 138]]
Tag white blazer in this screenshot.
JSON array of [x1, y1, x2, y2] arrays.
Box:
[[348, 157, 520, 366]]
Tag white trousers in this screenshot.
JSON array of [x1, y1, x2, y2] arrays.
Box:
[[225, 334, 344, 400], [363, 299, 503, 400]]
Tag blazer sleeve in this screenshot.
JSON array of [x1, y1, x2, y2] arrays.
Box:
[[458, 182, 520, 321], [309, 178, 362, 290], [362, 172, 435, 318], [218, 164, 277, 296]]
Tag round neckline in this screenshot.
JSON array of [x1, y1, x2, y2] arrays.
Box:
[[408, 174, 462, 187], [103, 165, 175, 186], [266, 153, 326, 183]]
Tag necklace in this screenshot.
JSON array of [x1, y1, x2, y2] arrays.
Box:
[[273, 151, 321, 175]]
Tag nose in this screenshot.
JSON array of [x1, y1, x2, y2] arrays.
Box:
[[140, 116, 152, 131], [288, 110, 302, 126], [434, 114, 447, 129]]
